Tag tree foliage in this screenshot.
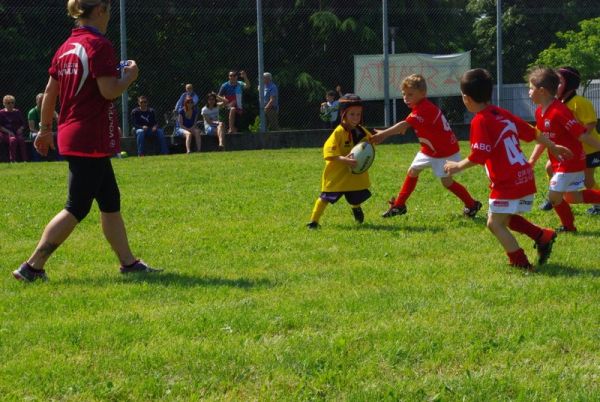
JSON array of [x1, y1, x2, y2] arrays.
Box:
[[0, 1, 598, 129], [534, 17, 600, 91]]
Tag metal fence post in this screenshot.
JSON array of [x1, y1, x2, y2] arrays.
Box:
[[257, 0, 266, 133], [496, 0, 503, 107], [120, 0, 129, 137], [382, 0, 390, 127]]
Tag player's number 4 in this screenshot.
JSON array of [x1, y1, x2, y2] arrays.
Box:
[[504, 135, 527, 166]]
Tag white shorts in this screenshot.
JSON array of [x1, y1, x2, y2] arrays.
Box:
[[549, 171, 585, 192], [410, 151, 461, 178], [488, 195, 534, 215]]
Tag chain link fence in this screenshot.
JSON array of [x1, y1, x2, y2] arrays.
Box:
[[1, 0, 599, 135]]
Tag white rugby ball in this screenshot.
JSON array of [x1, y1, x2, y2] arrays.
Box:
[[350, 141, 375, 174]]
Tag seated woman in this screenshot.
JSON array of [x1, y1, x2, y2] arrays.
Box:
[[0, 94, 28, 162], [176, 95, 202, 153], [201, 92, 226, 151]]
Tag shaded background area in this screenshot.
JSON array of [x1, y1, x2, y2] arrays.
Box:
[[1, 0, 599, 132]]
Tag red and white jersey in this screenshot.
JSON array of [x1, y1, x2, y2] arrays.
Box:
[[405, 98, 459, 158], [49, 27, 120, 157], [535, 99, 586, 173], [467, 105, 537, 199]]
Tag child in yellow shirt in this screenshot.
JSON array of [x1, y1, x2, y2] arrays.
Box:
[[307, 94, 373, 228]]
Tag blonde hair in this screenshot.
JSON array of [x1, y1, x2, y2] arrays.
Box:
[[3, 95, 15, 104], [402, 74, 427, 92], [67, 0, 108, 19]]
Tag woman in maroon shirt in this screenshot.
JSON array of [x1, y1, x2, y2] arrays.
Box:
[[13, 0, 159, 282]]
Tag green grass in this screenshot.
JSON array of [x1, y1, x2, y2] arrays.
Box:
[[1, 142, 599, 401]]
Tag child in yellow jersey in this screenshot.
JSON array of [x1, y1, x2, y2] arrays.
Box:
[[535, 66, 600, 214], [307, 94, 373, 228]]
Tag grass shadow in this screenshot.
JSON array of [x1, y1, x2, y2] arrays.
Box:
[[336, 222, 446, 233], [57, 272, 276, 289], [536, 263, 600, 277], [562, 229, 600, 237]]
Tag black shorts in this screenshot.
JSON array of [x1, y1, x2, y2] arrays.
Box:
[[586, 151, 600, 168], [320, 189, 371, 205], [65, 156, 120, 221]]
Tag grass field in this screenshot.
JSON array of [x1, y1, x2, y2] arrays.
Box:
[[1, 142, 599, 401]]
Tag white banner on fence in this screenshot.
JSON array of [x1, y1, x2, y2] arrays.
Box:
[[354, 52, 471, 99]]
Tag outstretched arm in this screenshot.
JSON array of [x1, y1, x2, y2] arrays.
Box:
[[370, 120, 411, 144], [444, 158, 476, 175]]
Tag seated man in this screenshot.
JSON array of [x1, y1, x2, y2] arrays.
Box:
[[0, 94, 28, 162], [218, 70, 250, 133], [130, 96, 168, 156], [174, 83, 199, 112], [28, 93, 60, 161]]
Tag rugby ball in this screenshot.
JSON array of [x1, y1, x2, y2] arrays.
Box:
[[349, 141, 375, 174]]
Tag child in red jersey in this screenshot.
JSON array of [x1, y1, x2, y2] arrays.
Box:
[[527, 67, 600, 232], [371, 74, 481, 219], [444, 68, 572, 270]]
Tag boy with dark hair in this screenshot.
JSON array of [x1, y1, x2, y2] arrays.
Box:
[[444, 68, 572, 270], [371, 74, 481, 218], [307, 94, 373, 229], [527, 67, 600, 232]]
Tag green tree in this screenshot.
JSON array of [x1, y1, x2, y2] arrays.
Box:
[[467, 0, 600, 83], [533, 17, 600, 92]]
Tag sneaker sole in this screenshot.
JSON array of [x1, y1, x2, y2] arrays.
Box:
[[12, 271, 26, 281]]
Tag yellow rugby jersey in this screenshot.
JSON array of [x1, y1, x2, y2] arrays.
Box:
[[321, 124, 372, 192], [565, 95, 600, 155]]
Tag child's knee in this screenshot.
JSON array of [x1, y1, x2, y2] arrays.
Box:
[[440, 176, 454, 187], [407, 168, 420, 177]]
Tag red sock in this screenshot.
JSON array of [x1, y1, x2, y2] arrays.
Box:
[[582, 189, 600, 204], [554, 200, 575, 230], [508, 215, 543, 241], [507, 248, 531, 267], [394, 175, 418, 206], [446, 181, 476, 207]]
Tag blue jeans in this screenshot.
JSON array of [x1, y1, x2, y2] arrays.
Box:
[[136, 128, 168, 155]]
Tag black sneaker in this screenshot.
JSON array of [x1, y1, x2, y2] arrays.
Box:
[[352, 207, 364, 223], [12, 262, 48, 282], [586, 205, 600, 215], [534, 229, 557, 265], [539, 199, 553, 211], [381, 198, 407, 218], [463, 200, 482, 217], [120, 260, 162, 274], [306, 221, 320, 229]]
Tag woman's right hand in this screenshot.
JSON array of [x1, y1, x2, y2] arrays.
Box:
[[34, 130, 55, 156]]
